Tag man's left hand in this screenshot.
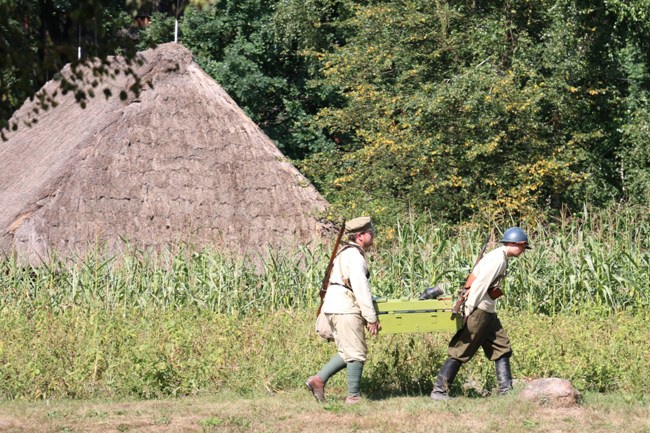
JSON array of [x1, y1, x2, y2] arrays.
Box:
[[367, 321, 381, 336]]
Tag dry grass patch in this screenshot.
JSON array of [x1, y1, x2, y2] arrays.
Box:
[[0, 391, 648, 433]]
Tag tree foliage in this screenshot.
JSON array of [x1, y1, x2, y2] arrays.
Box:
[[0, 0, 209, 140], [295, 0, 650, 224], [0, 0, 147, 139], [172, 0, 355, 159], [2, 0, 649, 224]]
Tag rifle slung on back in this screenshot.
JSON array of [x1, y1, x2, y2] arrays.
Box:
[[316, 219, 346, 317]]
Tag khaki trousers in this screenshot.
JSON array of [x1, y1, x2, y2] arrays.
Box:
[[328, 313, 367, 362]]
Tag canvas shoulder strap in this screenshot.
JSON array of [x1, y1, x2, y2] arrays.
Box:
[[332, 243, 367, 290]]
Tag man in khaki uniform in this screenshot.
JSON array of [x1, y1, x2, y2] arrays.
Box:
[[430, 227, 531, 400], [306, 216, 381, 404]]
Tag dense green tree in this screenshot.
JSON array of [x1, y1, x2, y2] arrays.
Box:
[[175, 0, 354, 158], [3, 0, 648, 223], [298, 0, 650, 224], [601, 1, 650, 204]]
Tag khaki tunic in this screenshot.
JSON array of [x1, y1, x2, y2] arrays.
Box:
[[322, 243, 377, 362], [449, 246, 512, 362], [465, 246, 509, 314]]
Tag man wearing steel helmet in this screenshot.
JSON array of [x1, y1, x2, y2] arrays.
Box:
[[305, 216, 381, 405], [430, 227, 531, 401]]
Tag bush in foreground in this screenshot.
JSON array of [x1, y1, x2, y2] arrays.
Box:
[[0, 309, 647, 400]]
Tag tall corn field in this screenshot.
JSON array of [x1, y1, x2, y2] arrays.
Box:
[[1, 205, 648, 316]]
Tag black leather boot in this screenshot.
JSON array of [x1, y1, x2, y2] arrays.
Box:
[[495, 355, 513, 395], [430, 358, 462, 400]]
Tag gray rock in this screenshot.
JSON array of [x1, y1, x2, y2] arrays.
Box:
[[519, 378, 580, 407]]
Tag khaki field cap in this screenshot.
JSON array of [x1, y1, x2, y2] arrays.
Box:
[[345, 216, 374, 234]]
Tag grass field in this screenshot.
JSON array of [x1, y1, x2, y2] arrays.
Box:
[[0, 205, 648, 432], [1, 390, 649, 433]]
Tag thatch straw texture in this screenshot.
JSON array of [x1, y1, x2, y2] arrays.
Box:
[[0, 43, 328, 262]]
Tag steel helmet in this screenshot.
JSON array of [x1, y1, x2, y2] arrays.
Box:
[[499, 227, 531, 249]]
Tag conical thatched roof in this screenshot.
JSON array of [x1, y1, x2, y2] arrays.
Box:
[[0, 43, 328, 263]]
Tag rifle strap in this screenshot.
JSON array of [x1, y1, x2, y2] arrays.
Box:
[[338, 242, 365, 257], [329, 282, 352, 291], [328, 243, 367, 292]]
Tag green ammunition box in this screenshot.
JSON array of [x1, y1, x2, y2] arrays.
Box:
[[373, 297, 461, 334]]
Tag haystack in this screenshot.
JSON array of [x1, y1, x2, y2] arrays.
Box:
[[0, 43, 329, 263]]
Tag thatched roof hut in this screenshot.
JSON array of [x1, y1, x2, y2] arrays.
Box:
[[0, 43, 328, 263]]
